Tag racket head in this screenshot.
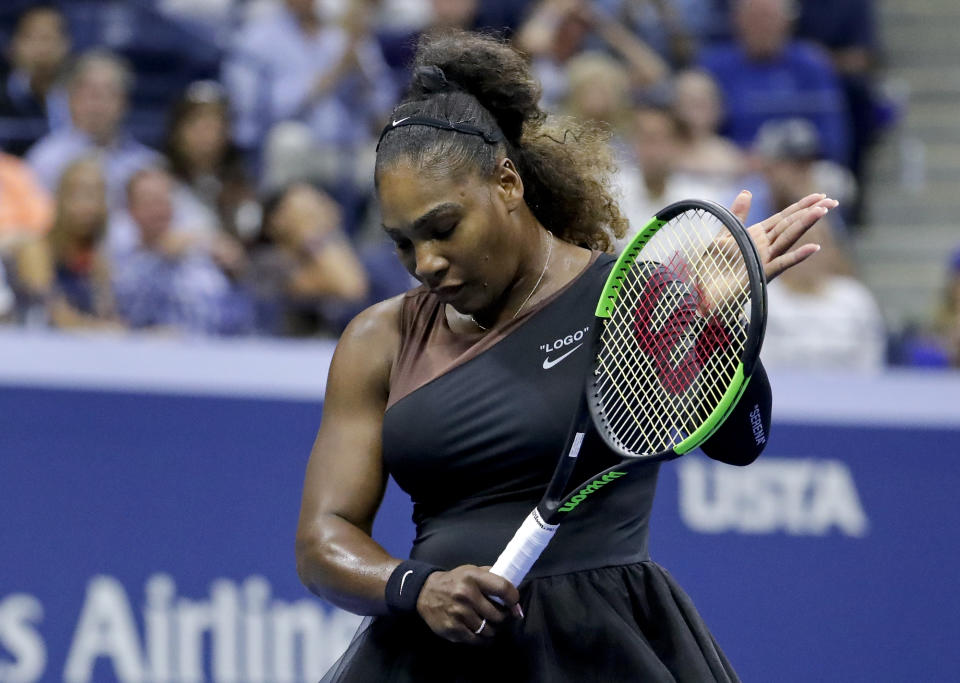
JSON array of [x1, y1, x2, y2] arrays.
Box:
[[586, 198, 767, 462]]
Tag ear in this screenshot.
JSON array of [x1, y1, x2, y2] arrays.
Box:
[[496, 158, 525, 212]]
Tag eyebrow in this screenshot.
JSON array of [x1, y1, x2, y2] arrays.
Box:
[[383, 202, 462, 236]]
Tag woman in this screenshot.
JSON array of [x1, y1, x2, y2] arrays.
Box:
[[163, 80, 259, 243], [15, 157, 119, 329], [296, 31, 835, 681], [247, 182, 369, 337]]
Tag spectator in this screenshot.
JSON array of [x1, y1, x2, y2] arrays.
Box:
[[561, 51, 635, 156], [594, 0, 716, 68], [26, 49, 160, 208], [898, 250, 960, 368], [248, 183, 369, 337], [164, 80, 260, 244], [794, 0, 889, 223], [112, 167, 252, 335], [752, 118, 857, 241], [614, 105, 744, 241], [670, 68, 746, 182], [0, 5, 71, 156], [762, 220, 886, 372], [516, 0, 669, 112], [698, 0, 852, 168], [13, 157, 119, 330], [0, 258, 13, 321], [223, 0, 395, 193], [0, 150, 53, 252]]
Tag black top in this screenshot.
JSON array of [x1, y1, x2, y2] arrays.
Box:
[[381, 253, 770, 578]]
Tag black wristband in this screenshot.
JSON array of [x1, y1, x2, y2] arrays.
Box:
[[385, 560, 442, 615]]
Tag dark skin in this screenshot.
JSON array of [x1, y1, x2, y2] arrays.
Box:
[[295, 153, 838, 644]]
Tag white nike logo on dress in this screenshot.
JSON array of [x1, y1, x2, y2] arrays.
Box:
[[398, 569, 414, 596], [392, 117, 410, 127], [542, 343, 583, 369]]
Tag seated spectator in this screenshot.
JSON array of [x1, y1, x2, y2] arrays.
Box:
[[897, 250, 960, 368], [0, 150, 53, 252], [0, 5, 71, 156], [516, 0, 669, 112], [223, 0, 395, 207], [164, 80, 260, 244], [13, 157, 120, 330], [762, 220, 886, 372], [593, 0, 711, 68], [561, 51, 634, 158], [248, 183, 369, 337], [670, 68, 747, 182], [698, 0, 852, 168], [751, 118, 858, 241], [26, 49, 159, 208], [614, 105, 746, 241], [112, 167, 252, 336], [794, 0, 891, 223]]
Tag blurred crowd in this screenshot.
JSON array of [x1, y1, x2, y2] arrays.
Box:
[[0, 0, 955, 370]]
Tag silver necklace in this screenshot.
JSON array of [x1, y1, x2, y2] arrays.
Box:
[[471, 235, 554, 331]]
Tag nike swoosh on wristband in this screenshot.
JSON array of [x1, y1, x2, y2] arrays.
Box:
[[392, 117, 410, 127], [542, 343, 584, 370], [398, 569, 414, 597]]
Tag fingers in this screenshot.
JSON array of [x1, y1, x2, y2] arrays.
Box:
[[752, 192, 828, 235], [765, 243, 821, 281], [729, 189, 753, 224], [417, 566, 522, 644], [475, 566, 521, 609]]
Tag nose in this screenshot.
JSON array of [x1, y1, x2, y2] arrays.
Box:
[[414, 243, 449, 288]]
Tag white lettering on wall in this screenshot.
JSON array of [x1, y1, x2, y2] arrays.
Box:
[[49, 574, 361, 683], [679, 457, 869, 537], [64, 576, 145, 683], [0, 594, 46, 683]]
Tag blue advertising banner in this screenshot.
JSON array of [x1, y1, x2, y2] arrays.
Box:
[[1, 331, 959, 682]]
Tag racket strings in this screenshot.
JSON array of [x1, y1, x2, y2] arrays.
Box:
[[594, 209, 751, 456]]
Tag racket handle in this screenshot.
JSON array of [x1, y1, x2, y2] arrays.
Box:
[[489, 508, 558, 594]]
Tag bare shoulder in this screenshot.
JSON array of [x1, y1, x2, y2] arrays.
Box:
[[330, 293, 408, 396]]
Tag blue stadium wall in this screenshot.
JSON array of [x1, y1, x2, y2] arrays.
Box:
[[1, 330, 958, 683]]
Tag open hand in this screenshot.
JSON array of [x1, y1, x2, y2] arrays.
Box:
[[730, 190, 839, 282]]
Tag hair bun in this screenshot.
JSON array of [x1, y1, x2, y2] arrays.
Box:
[[412, 65, 455, 94]]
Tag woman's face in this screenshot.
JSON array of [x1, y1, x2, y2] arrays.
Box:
[[59, 163, 107, 238], [177, 104, 227, 170], [377, 160, 524, 315]]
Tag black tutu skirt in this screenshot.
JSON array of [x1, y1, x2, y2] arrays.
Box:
[[320, 561, 740, 683]]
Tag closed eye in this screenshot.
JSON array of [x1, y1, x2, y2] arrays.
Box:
[[432, 221, 459, 240]]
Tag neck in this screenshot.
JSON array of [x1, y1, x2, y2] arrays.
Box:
[[470, 227, 553, 330]]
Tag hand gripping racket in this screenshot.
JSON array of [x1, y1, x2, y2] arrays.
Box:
[[489, 199, 767, 588]]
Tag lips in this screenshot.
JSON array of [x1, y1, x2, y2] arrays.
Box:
[[432, 284, 465, 302]]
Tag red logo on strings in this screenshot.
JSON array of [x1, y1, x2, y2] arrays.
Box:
[[633, 258, 730, 395]]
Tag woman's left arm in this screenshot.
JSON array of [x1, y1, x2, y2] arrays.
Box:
[[702, 191, 839, 465]]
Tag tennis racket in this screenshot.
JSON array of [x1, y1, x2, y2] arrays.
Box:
[[489, 198, 767, 588]]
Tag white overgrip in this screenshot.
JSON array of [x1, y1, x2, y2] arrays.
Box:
[[489, 508, 559, 589]]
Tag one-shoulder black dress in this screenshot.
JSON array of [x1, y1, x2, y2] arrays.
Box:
[[321, 252, 771, 682]]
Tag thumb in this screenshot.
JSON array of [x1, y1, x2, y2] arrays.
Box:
[[729, 189, 752, 224]]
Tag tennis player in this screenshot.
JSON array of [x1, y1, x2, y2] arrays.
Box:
[[296, 30, 836, 682]]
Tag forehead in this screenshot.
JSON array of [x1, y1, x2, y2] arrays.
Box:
[[377, 161, 483, 228], [18, 9, 64, 35]]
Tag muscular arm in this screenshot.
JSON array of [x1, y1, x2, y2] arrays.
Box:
[[295, 297, 402, 615], [295, 295, 522, 640]]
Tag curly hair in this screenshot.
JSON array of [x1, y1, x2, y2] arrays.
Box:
[[375, 30, 628, 252]]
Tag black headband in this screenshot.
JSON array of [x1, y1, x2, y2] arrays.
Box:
[[376, 115, 504, 152]]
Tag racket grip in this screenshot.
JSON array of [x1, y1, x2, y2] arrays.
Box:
[[489, 508, 558, 594]]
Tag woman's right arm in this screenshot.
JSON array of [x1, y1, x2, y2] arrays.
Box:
[[295, 297, 402, 615], [295, 297, 521, 640]]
